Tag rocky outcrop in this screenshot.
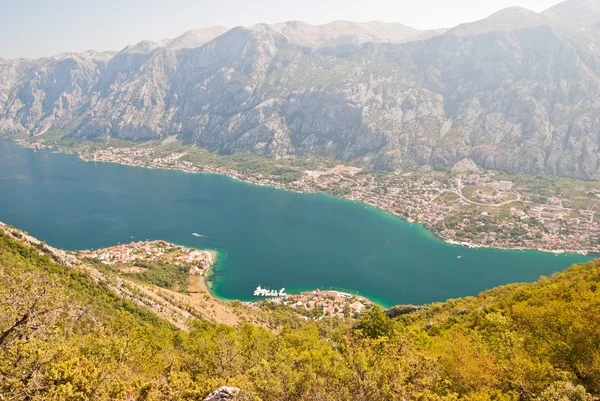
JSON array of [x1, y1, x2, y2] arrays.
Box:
[[203, 387, 241, 401], [385, 305, 425, 318], [1, 2, 600, 179], [451, 158, 482, 173]]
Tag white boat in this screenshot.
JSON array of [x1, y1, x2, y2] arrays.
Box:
[[192, 233, 201, 237], [253, 285, 287, 297]]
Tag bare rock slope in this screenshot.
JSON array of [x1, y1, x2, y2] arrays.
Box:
[[1, 1, 599, 179]]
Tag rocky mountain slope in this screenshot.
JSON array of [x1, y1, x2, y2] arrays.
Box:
[[1, 0, 599, 179], [543, 0, 600, 28]]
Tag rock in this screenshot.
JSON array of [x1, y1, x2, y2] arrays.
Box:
[[203, 386, 241, 401], [385, 305, 424, 318], [2, 14, 600, 180], [451, 158, 481, 173]]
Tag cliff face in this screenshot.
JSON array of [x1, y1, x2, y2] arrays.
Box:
[[1, 7, 600, 179]]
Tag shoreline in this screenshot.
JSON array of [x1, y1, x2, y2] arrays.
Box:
[[77, 237, 379, 310], [8, 137, 598, 257], [72, 151, 600, 257], [421, 221, 596, 257]]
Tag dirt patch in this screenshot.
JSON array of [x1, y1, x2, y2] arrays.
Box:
[[119, 266, 149, 274], [187, 274, 203, 293]]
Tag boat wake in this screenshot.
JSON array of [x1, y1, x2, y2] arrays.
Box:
[[217, 248, 229, 260]]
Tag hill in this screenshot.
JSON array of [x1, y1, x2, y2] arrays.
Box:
[[1, 224, 599, 400]]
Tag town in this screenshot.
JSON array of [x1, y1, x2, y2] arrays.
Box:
[[248, 288, 370, 320], [15, 138, 600, 255], [77, 145, 600, 255], [78, 240, 216, 276], [77, 237, 372, 321]]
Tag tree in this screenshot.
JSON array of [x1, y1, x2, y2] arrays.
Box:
[[357, 306, 394, 339]]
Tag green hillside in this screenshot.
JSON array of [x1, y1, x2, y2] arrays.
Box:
[[1, 229, 598, 400]]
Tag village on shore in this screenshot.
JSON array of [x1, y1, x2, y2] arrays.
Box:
[[78, 239, 216, 276], [13, 138, 600, 255], [77, 238, 373, 321], [247, 288, 370, 321]]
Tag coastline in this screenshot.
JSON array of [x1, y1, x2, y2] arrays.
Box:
[[88, 163, 598, 257], [9, 137, 598, 257], [2, 143, 592, 306], [421, 221, 596, 257], [201, 250, 219, 298], [75, 235, 378, 312]]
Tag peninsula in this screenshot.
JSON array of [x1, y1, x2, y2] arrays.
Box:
[[76, 237, 373, 322]]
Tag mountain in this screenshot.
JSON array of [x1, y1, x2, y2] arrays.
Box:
[[446, 7, 551, 36], [1, 223, 599, 399], [1, 0, 600, 179], [164, 26, 229, 50], [544, 0, 600, 28], [266, 20, 426, 47]]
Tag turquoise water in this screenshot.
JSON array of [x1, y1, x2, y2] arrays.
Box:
[[0, 140, 592, 307]]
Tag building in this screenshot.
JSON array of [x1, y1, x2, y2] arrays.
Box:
[[498, 181, 514, 191]]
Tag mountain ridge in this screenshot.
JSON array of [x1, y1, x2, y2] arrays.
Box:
[[1, 0, 599, 179]]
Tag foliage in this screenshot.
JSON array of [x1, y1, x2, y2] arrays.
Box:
[[1, 230, 599, 400], [126, 261, 190, 290]]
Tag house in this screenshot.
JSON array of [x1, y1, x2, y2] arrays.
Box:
[[498, 181, 514, 191], [350, 302, 365, 313], [547, 197, 562, 207]]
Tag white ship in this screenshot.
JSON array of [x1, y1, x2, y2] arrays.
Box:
[[253, 285, 287, 297]]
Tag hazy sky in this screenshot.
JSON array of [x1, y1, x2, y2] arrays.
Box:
[[1, 0, 564, 59]]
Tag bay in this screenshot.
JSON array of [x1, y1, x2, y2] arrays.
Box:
[[0, 140, 591, 308]]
